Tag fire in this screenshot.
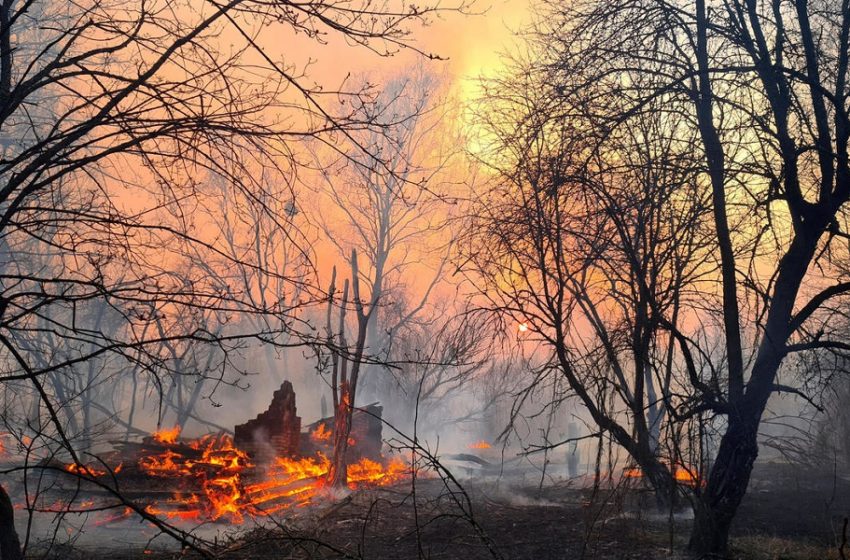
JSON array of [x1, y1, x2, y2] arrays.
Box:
[[64, 462, 121, 477], [674, 467, 698, 485], [623, 467, 642, 478], [191, 433, 252, 470], [39, 422, 408, 525], [124, 433, 408, 522], [468, 440, 491, 449], [203, 474, 243, 521], [311, 423, 331, 442], [134, 432, 256, 521], [348, 457, 407, 486], [622, 464, 700, 486], [309, 423, 355, 447], [138, 450, 185, 476], [152, 426, 181, 444]]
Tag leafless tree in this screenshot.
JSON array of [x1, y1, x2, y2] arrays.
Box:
[[465, 60, 714, 507], [313, 69, 457, 386], [378, 301, 499, 430], [187, 167, 314, 385], [313, 68, 464, 484]]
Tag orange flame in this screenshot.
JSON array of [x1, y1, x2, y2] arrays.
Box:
[[623, 467, 642, 478], [310, 423, 331, 442], [128, 432, 407, 522], [152, 426, 181, 444], [348, 457, 407, 486], [622, 464, 700, 486], [468, 441, 491, 449], [64, 462, 120, 477]]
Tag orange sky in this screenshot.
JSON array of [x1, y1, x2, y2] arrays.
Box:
[[267, 0, 534, 291], [271, 0, 534, 104], [399, 0, 533, 98]]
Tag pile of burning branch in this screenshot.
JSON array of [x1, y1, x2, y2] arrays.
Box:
[[33, 381, 406, 525]]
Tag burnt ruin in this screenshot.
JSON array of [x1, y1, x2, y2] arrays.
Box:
[[234, 380, 302, 460], [234, 380, 384, 462]]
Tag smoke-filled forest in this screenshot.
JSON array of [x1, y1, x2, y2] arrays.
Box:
[[0, 1, 848, 559]]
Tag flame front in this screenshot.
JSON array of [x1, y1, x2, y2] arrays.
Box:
[[68, 431, 413, 524]]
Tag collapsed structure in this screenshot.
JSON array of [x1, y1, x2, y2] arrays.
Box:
[[234, 381, 302, 460], [233, 380, 383, 462]]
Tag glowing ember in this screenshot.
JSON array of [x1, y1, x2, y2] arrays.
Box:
[[468, 441, 491, 449], [153, 426, 181, 444], [64, 462, 121, 477], [518, 322, 529, 332]]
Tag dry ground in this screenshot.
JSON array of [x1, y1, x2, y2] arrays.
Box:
[[27, 461, 850, 560]]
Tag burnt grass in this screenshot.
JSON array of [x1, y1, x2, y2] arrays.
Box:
[[38, 461, 850, 560]]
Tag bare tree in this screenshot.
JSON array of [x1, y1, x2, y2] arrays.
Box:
[[466, 60, 713, 507], [313, 68, 471, 486], [188, 167, 314, 386], [313, 69, 456, 381], [379, 301, 498, 430]]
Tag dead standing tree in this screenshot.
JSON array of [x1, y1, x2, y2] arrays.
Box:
[[323, 252, 376, 489]]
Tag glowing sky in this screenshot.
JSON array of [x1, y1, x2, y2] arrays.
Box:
[[413, 0, 533, 100], [273, 0, 534, 289], [284, 0, 534, 105]]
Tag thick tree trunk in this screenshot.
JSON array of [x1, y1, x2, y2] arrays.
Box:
[[0, 483, 22, 560], [637, 453, 680, 510], [688, 416, 759, 555], [687, 223, 820, 554]]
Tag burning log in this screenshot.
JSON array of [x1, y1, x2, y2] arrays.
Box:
[[234, 381, 301, 461]]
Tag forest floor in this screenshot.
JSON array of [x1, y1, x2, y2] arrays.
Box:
[[29, 461, 850, 560]]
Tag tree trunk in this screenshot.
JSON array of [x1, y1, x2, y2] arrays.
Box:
[[326, 387, 353, 489], [688, 414, 760, 555], [636, 453, 679, 510], [0, 484, 22, 560]]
